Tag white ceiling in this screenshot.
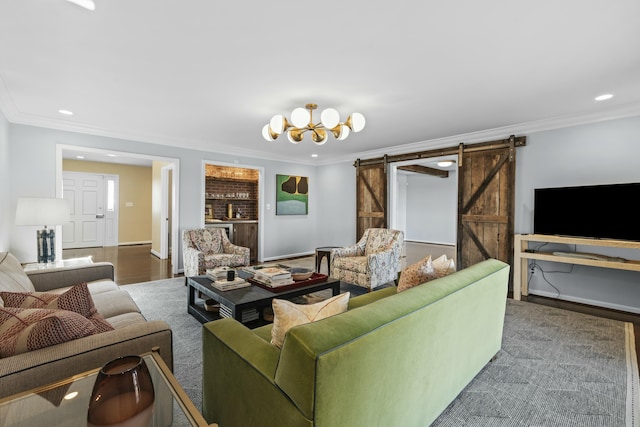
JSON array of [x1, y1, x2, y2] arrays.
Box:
[[1, 0, 639, 166]]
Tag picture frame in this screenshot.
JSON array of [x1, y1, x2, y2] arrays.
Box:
[[276, 174, 308, 215]]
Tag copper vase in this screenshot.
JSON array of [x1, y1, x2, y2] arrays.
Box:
[[87, 355, 155, 427]]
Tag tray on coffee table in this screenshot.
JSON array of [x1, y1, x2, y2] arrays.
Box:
[[248, 273, 329, 293]]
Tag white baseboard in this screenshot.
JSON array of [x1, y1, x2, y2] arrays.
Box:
[[150, 249, 161, 259], [119, 241, 152, 246], [528, 289, 640, 315], [262, 251, 315, 262]]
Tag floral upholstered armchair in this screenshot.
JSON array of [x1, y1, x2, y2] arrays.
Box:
[[330, 228, 404, 291], [181, 228, 250, 277]]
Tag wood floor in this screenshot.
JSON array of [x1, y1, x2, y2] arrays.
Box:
[[63, 244, 176, 285], [63, 244, 640, 366]]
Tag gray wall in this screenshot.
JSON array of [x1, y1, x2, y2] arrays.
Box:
[[0, 110, 9, 252], [5, 123, 356, 264], [4, 111, 640, 313], [515, 115, 640, 313]]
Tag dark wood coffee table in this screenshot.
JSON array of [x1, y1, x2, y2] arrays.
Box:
[[186, 272, 341, 325]]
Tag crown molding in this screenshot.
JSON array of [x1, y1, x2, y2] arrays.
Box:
[[333, 103, 640, 165]]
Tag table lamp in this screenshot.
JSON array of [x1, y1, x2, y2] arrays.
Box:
[[15, 197, 71, 263]]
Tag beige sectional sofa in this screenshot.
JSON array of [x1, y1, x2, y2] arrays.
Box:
[[0, 252, 173, 399]]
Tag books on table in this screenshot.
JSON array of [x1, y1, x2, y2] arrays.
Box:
[[212, 277, 250, 291], [253, 267, 294, 287], [206, 267, 234, 281]]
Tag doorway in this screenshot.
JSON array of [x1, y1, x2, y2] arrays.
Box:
[[56, 145, 181, 275], [390, 156, 458, 266]]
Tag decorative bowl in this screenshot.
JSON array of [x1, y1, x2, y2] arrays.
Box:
[[289, 268, 313, 281]]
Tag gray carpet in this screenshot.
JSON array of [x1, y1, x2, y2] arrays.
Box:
[[123, 264, 639, 426]]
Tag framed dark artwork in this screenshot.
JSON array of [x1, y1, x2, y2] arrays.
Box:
[[276, 174, 308, 215]]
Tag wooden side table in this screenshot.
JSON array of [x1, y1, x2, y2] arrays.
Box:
[[315, 246, 340, 274]]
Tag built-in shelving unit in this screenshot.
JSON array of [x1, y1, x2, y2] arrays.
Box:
[[513, 234, 640, 300]]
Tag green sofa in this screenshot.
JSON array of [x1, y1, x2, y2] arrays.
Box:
[[202, 259, 510, 427]]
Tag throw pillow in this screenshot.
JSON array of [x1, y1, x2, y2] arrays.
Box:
[[432, 254, 456, 277], [270, 292, 350, 348], [1, 282, 114, 333], [397, 256, 438, 292], [0, 307, 97, 357]]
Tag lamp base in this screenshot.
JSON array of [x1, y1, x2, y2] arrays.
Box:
[[37, 228, 56, 264]]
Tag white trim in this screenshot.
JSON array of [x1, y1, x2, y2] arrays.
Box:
[[262, 251, 315, 262], [528, 289, 640, 315], [119, 240, 152, 246], [150, 249, 161, 259]]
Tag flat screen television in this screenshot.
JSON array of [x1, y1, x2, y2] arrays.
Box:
[[533, 182, 640, 241]]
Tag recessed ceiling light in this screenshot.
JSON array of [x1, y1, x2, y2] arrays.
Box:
[[311, 154, 318, 158], [107, 154, 117, 157], [58, 109, 74, 115], [64, 391, 79, 400], [66, 0, 96, 11], [76, 155, 85, 159], [437, 160, 455, 167], [595, 94, 614, 101]]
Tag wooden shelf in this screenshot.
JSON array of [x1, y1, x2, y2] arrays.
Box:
[[513, 234, 640, 300]]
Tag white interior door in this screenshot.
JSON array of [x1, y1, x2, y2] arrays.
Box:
[[63, 172, 106, 249]]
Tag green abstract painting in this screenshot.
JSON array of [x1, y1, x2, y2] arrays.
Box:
[[276, 174, 308, 215]]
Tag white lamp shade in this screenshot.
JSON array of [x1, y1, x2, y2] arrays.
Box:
[[270, 115, 285, 134], [320, 108, 340, 129], [16, 198, 70, 226], [350, 112, 366, 132], [290, 107, 310, 128]]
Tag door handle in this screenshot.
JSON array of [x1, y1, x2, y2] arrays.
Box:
[[96, 214, 105, 219]]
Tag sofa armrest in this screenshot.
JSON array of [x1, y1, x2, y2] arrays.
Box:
[[0, 320, 172, 399], [26, 262, 115, 292], [223, 243, 250, 264], [182, 246, 203, 277], [202, 319, 308, 426], [330, 244, 361, 260]]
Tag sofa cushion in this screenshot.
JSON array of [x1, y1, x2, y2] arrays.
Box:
[[1, 282, 114, 333], [364, 230, 395, 255], [270, 292, 350, 348], [397, 256, 437, 292], [0, 307, 97, 357], [0, 253, 36, 307], [189, 229, 223, 254], [91, 289, 141, 320], [332, 256, 368, 274]]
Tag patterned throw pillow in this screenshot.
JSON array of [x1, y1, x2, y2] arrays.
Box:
[[270, 292, 350, 348], [0, 282, 114, 333], [432, 254, 456, 277], [397, 256, 438, 292], [0, 307, 97, 357]]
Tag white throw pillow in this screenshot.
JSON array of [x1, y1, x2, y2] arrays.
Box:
[[270, 292, 350, 348]]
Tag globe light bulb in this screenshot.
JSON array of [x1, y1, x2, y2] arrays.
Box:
[[350, 112, 366, 132], [270, 115, 285, 134], [320, 108, 340, 129], [290, 108, 310, 128]]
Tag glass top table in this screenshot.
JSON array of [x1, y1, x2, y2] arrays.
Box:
[[0, 351, 215, 427]]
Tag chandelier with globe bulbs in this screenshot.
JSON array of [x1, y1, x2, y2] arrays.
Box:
[[262, 103, 365, 145]]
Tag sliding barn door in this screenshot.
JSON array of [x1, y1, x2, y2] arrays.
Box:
[[356, 163, 387, 240], [457, 139, 517, 286]]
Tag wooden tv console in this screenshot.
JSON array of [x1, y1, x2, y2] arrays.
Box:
[[513, 234, 640, 300]]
